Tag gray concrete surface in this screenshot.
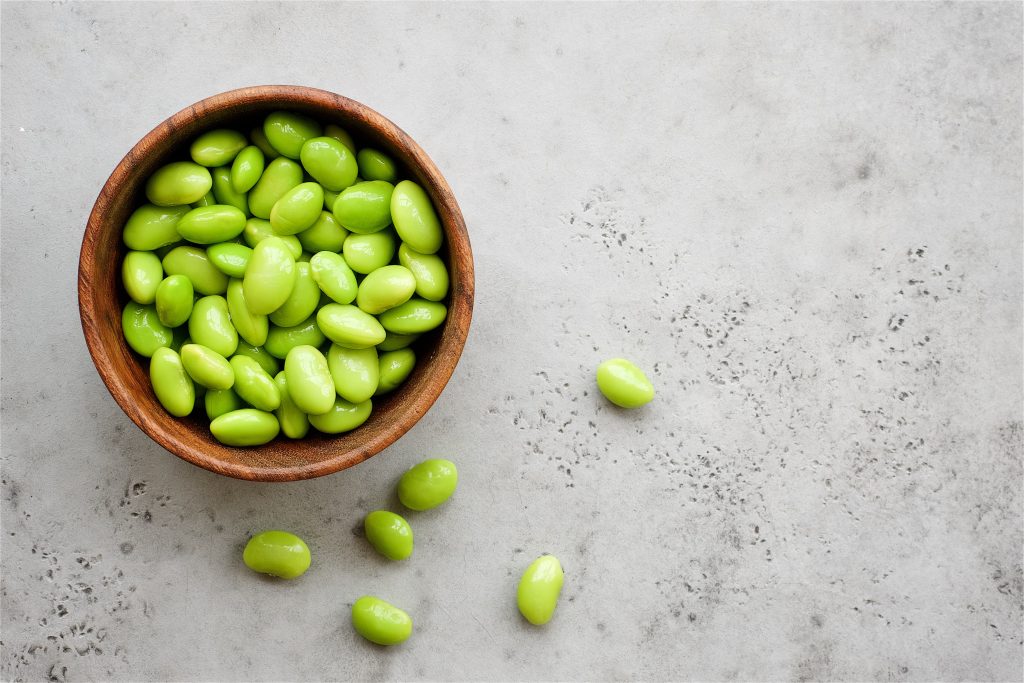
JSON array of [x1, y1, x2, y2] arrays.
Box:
[[2, 2, 1022, 681]]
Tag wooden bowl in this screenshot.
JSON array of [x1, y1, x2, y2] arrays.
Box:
[[78, 85, 474, 481]]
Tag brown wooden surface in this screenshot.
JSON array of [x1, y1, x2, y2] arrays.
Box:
[[78, 85, 474, 482]]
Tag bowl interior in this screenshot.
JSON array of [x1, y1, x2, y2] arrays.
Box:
[[79, 86, 473, 481]]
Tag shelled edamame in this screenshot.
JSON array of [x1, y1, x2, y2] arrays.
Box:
[[119, 112, 451, 446]]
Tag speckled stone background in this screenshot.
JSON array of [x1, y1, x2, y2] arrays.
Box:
[[2, 2, 1022, 681]]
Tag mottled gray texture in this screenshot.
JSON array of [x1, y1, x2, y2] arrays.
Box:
[[2, 2, 1022, 681]]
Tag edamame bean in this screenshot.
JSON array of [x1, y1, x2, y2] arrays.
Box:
[[123, 204, 190, 251], [180, 343, 234, 390], [122, 251, 163, 304], [211, 409, 280, 446], [297, 211, 348, 253], [327, 345, 378, 403], [190, 129, 247, 167], [517, 555, 564, 626], [273, 372, 310, 439], [391, 180, 442, 254], [207, 242, 252, 278], [324, 124, 356, 154], [397, 458, 457, 510], [192, 191, 216, 208], [270, 182, 323, 235], [309, 251, 357, 304], [356, 148, 398, 183], [250, 126, 280, 160], [323, 188, 340, 211], [248, 157, 303, 219], [283, 345, 335, 415], [162, 246, 228, 295], [269, 262, 319, 327], [317, 304, 386, 349], [243, 530, 310, 578], [233, 342, 281, 376], [264, 111, 322, 159], [342, 231, 396, 274], [231, 145, 265, 193], [307, 397, 372, 434], [227, 279, 269, 346], [150, 347, 195, 417], [364, 511, 413, 560], [332, 180, 394, 234], [398, 243, 449, 301], [230, 355, 281, 411], [351, 596, 412, 646], [595, 358, 654, 408], [375, 348, 416, 395], [264, 317, 326, 359], [175, 205, 247, 244], [145, 161, 212, 207], [356, 265, 416, 315], [205, 387, 243, 420], [188, 295, 238, 358], [122, 302, 173, 357], [377, 331, 420, 352], [243, 236, 297, 315], [300, 137, 358, 191], [154, 274, 194, 327], [243, 218, 303, 258], [378, 299, 447, 334], [211, 166, 249, 215]]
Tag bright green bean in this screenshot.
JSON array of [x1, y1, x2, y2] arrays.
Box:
[[300, 137, 358, 191], [375, 348, 416, 396], [356, 265, 416, 315], [154, 274, 194, 328], [149, 347, 195, 417], [243, 236, 297, 315], [207, 242, 252, 278], [273, 372, 310, 439], [356, 148, 398, 183], [123, 204, 190, 251], [283, 345, 335, 415], [326, 344, 378, 403], [180, 343, 234, 390], [243, 530, 310, 578], [264, 111, 322, 159], [317, 304, 386, 349], [227, 279, 269, 347], [146, 161, 212, 207], [398, 243, 449, 301], [211, 409, 279, 446], [309, 251, 357, 304], [391, 180, 442, 254], [377, 299, 447, 335], [264, 317, 326, 359], [397, 458, 457, 511], [307, 397, 372, 434], [188, 295, 238, 358], [342, 231, 396, 274], [175, 205, 246, 244], [122, 251, 163, 304], [364, 511, 413, 560], [248, 157, 303, 219], [351, 596, 412, 646], [230, 355, 281, 411], [269, 262, 320, 327], [162, 246, 228, 295], [122, 301, 172, 357], [190, 129, 247, 167], [595, 358, 654, 408], [231, 145, 265, 193], [517, 555, 564, 626]]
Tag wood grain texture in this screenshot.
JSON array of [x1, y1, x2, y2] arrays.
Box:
[[78, 85, 474, 481]]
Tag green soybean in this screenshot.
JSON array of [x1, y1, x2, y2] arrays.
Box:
[[243, 236, 297, 315], [300, 137, 358, 191], [180, 343, 234, 390], [307, 397, 372, 434], [123, 204, 190, 251], [243, 218, 303, 258], [309, 251, 357, 304], [250, 126, 280, 160], [378, 299, 447, 334], [375, 348, 416, 395], [327, 344, 379, 403], [149, 347, 195, 417], [211, 409, 280, 446], [391, 180, 442, 254], [243, 530, 310, 578], [357, 148, 398, 183], [595, 358, 654, 408], [377, 331, 420, 352], [192, 191, 216, 208], [398, 243, 449, 301], [317, 304, 386, 349], [230, 145, 265, 193], [264, 111, 322, 159], [356, 265, 416, 315], [324, 124, 356, 153], [230, 355, 281, 411], [205, 387, 244, 420], [397, 458, 457, 511], [264, 317, 326, 359], [333, 180, 394, 234], [284, 345, 336, 415], [122, 302, 173, 357], [323, 188, 340, 212], [270, 182, 323, 235], [175, 205, 246, 244], [145, 161, 212, 207], [269, 262, 320, 327], [297, 211, 348, 253], [162, 246, 228, 295], [154, 274, 194, 327], [122, 251, 163, 304], [188, 295, 238, 358], [211, 166, 249, 215], [351, 596, 412, 646], [273, 372, 310, 439], [517, 555, 564, 626], [364, 511, 413, 561], [190, 129, 247, 167], [233, 342, 280, 376], [248, 157, 303, 219], [342, 231, 396, 275], [207, 242, 252, 278], [227, 279, 269, 346]]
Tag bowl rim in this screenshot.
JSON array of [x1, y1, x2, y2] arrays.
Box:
[[78, 85, 474, 482]]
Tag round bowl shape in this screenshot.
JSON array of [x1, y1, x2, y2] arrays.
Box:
[[79, 86, 473, 481]]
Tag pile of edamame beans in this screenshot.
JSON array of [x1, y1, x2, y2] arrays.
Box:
[[120, 112, 450, 446]]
